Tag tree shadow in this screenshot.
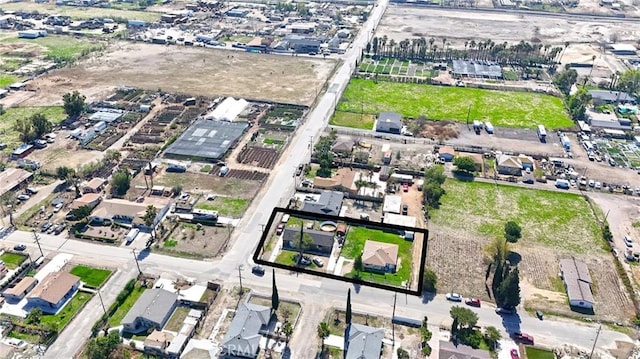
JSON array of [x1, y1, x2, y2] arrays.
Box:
[[421, 290, 435, 304], [452, 171, 475, 182], [353, 281, 361, 294], [499, 312, 522, 336], [506, 251, 522, 266]]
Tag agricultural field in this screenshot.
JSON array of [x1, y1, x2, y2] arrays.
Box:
[[0, 3, 162, 22], [358, 57, 436, 78], [0, 35, 106, 64], [427, 180, 633, 321], [0, 106, 66, 150], [337, 79, 572, 129]]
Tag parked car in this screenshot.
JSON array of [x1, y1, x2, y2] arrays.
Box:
[[510, 349, 520, 359], [13, 244, 26, 251], [624, 235, 634, 248], [512, 332, 534, 344], [402, 204, 408, 215], [26, 187, 38, 194], [251, 265, 265, 276], [465, 298, 481, 307], [53, 203, 64, 213], [522, 178, 534, 184], [495, 306, 516, 315], [54, 223, 67, 235], [296, 164, 304, 176], [445, 293, 462, 302], [402, 183, 409, 192], [17, 194, 30, 201], [276, 223, 285, 235], [595, 181, 602, 190], [313, 257, 324, 267], [588, 180, 595, 187], [294, 254, 312, 266], [40, 222, 52, 233], [536, 310, 543, 320]]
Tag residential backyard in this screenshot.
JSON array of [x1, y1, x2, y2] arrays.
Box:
[[329, 111, 375, 130], [40, 291, 92, 331], [336, 79, 572, 129], [69, 265, 112, 288], [0, 252, 26, 269]]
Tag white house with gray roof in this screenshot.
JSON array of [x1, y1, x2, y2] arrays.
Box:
[[221, 302, 272, 358], [301, 190, 344, 216], [121, 288, 178, 334], [344, 323, 384, 359]]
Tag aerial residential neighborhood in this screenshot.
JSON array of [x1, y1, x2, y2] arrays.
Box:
[[0, 0, 638, 357]]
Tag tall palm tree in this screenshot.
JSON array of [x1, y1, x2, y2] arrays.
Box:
[[317, 322, 330, 354]]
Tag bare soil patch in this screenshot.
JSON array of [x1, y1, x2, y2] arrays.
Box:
[[155, 221, 231, 258], [23, 42, 336, 106]]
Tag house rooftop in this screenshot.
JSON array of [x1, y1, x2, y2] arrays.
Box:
[[0, 168, 33, 197], [4, 277, 37, 297], [121, 288, 179, 329], [362, 240, 398, 267], [301, 190, 344, 216], [282, 227, 335, 248], [439, 340, 490, 359], [559, 258, 595, 305], [222, 302, 271, 357], [27, 271, 79, 305], [345, 323, 384, 359], [69, 193, 102, 210]]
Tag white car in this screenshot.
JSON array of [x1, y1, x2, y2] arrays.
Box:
[[624, 235, 634, 248], [446, 293, 462, 302], [17, 194, 30, 201], [588, 180, 595, 187], [595, 182, 602, 190]]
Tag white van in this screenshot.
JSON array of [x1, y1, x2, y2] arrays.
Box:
[[125, 228, 140, 244]]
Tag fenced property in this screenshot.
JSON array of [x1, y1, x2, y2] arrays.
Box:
[[358, 57, 437, 78]]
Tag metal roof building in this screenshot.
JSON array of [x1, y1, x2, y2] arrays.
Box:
[[559, 258, 594, 310], [344, 323, 384, 359], [88, 109, 125, 123], [164, 119, 248, 162], [122, 288, 179, 334], [452, 60, 503, 78]]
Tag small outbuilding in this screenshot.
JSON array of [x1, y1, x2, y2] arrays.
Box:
[[559, 258, 594, 310], [376, 112, 402, 134]]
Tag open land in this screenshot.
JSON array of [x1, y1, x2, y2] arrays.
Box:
[[376, 6, 640, 48], [337, 79, 572, 129], [21, 42, 336, 107], [0, 3, 162, 22], [427, 180, 634, 321], [0, 34, 106, 63], [0, 106, 66, 150]]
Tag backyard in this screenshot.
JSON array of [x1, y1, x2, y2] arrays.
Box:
[[337, 79, 572, 129], [525, 347, 555, 359], [69, 265, 112, 288], [0, 252, 26, 269], [40, 291, 92, 331], [329, 111, 375, 130]]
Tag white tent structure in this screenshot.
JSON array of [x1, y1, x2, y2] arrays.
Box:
[[204, 97, 249, 122]]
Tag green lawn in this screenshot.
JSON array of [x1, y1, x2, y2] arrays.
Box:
[[0, 253, 26, 269], [430, 180, 602, 253], [164, 307, 190, 332], [1, 35, 105, 63], [40, 291, 92, 331], [195, 198, 249, 217], [337, 78, 572, 129], [275, 250, 299, 266], [329, 111, 375, 130], [0, 74, 17, 87], [525, 347, 554, 359], [108, 284, 147, 327], [69, 265, 112, 288], [341, 227, 412, 286], [0, 3, 161, 22], [0, 106, 66, 149]]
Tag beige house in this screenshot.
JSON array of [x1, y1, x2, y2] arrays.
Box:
[[362, 240, 398, 273], [3, 277, 38, 301]]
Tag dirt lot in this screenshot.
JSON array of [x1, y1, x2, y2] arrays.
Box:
[[377, 6, 640, 47], [155, 220, 231, 258], [21, 42, 336, 107]]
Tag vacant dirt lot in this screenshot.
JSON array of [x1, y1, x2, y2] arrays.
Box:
[[377, 6, 640, 46], [22, 42, 336, 106]]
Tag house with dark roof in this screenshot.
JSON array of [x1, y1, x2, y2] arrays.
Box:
[[439, 341, 490, 359], [588, 90, 635, 105], [122, 288, 179, 334], [362, 240, 398, 273], [221, 302, 272, 358], [376, 112, 402, 134], [282, 227, 334, 255], [559, 258, 594, 310], [301, 190, 344, 216], [344, 323, 384, 359], [27, 271, 80, 313], [438, 146, 456, 162], [331, 138, 355, 155]]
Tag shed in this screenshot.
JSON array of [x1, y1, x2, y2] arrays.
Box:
[[559, 258, 594, 310], [383, 195, 402, 214], [438, 146, 455, 162], [376, 112, 402, 134]]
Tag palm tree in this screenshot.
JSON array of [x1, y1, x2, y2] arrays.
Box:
[[317, 322, 330, 354], [143, 205, 158, 240]]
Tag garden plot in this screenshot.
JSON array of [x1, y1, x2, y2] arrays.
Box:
[[358, 57, 434, 78], [237, 147, 280, 169], [597, 139, 640, 169], [254, 130, 290, 151]]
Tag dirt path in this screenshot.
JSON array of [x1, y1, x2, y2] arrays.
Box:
[[400, 184, 426, 290]]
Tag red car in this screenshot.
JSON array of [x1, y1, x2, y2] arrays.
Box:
[[512, 332, 534, 345], [465, 298, 481, 307], [510, 349, 520, 359], [276, 224, 285, 235], [402, 183, 409, 192]]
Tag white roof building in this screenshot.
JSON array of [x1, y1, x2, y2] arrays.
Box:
[[204, 97, 248, 122]]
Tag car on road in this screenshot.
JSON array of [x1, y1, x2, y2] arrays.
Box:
[[313, 257, 324, 267], [522, 178, 534, 184], [13, 244, 26, 251], [251, 265, 265, 276], [536, 310, 543, 320], [510, 349, 520, 359], [276, 223, 285, 235], [17, 194, 30, 201], [445, 293, 462, 302], [465, 298, 481, 307], [296, 165, 304, 176], [495, 306, 516, 315], [512, 332, 534, 344]]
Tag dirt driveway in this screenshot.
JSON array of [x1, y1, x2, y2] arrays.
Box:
[[22, 42, 336, 106]]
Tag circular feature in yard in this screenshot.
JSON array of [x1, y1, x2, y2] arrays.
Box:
[[320, 221, 337, 232]]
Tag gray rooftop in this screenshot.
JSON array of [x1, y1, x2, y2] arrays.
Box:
[[439, 340, 490, 359], [164, 119, 248, 161], [222, 302, 271, 357], [121, 288, 178, 330], [559, 258, 595, 305], [588, 90, 635, 103], [88, 109, 125, 123], [301, 190, 344, 216], [452, 60, 503, 78], [282, 227, 335, 248], [345, 323, 384, 359], [376, 112, 403, 133]]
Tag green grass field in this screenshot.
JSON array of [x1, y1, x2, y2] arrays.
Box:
[[40, 291, 92, 331], [69, 265, 112, 288], [337, 79, 572, 129], [0, 253, 26, 269], [430, 180, 601, 253], [195, 198, 249, 218], [0, 106, 66, 149], [0, 3, 161, 22], [329, 111, 375, 130], [0, 74, 17, 87], [1, 35, 105, 63], [108, 284, 147, 327], [525, 347, 554, 359]]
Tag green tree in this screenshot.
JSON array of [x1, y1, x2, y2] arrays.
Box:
[[423, 182, 445, 209], [354, 254, 364, 275], [566, 87, 592, 121], [495, 267, 521, 308], [56, 166, 75, 180], [85, 330, 122, 359], [420, 316, 432, 344], [272, 268, 280, 312], [104, 149, 122, 164], [25, 307, 42, 324], [62, 90, 86, 119], [282, 321, 293, 343], [30, 113, 52, 138], [110, 170, 131, 197], [397, 347, 410, 359], [450, 306, 478, 331], [143, 205, 158, 239], [71, 205, 93, 221], [484, 326, 501, 350], [422, 268, 437, 292], [424, 165, 446, 185], [504, 221, 522, 243], [317, 322, 330, 353], [453, 156, 476, 172], [553, 65, 578, 95], [14, 117, 36, 143], [617, 68, 640, 94]]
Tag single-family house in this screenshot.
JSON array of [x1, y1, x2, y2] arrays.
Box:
[[438, 146, 455, 162], [282, 227, 334, 255], [122, 288, 179, 334], [3, 277, 38, 301], [438, 341, 490, 359], [221, 302, 272, 358], [559, 258, 594, 310], [69, 193, 102, 211], [301, 190, 344, 216], [460, 152, 484, 172], [313, 168, 357, 194], [344, 323, 384, 359], [496, 154, 523, 176], [331, 139, 355, 156], [0, 168, 33, 198], [362, 240, 399, 273], [92, 197, 170, 228], [144, 330, 174, 354], [376, 112, 403, 134], [27, 271, 80, 313], [83, 178, 106, 194], [588, 90, 635, 105]]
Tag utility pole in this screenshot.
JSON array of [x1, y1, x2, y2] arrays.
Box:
[[97, 290, 107, 316], [588, 325, 601, 359], [31, 230, 44, 258], [392, 292, 397, 350], [132, 249, 142, 276], [238, 265, 244, 295]]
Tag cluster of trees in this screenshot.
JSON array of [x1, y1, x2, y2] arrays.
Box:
[[420, 316, 433, 356], [313, 131, 337, 178], [453, 156, 476, 174], [450, 306, 501, 349], [422, 268, 437, 292], [85, 331, 123, 359], [111, 169, 132, 197], [14, 113, 53, 143], [485, 222, 522, 308], [422, 165, 446, 212], [62, 90, 86, 119], [366, 36, 566, 68]]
